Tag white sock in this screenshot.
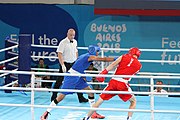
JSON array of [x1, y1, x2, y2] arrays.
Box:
[[88, 99, 95, 107], [47, 100, 56, 112]]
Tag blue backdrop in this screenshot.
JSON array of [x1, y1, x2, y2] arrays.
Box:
[[0, 4, 180, 73]]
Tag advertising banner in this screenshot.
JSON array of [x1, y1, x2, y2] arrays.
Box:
[[0, 4, 179, 73]]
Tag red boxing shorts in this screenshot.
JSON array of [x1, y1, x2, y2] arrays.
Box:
[[100, 79, 132, 102]]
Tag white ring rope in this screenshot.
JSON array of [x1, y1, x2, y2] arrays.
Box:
[[31, 68, 180, 76], [3, 80, 18, 87], [31, 45, 180, 63], [7, 51, 18, 56], [0, 103, 180, 114], [28, 79, 180, 88], [35, 79, 56, 83], [0, 70, 180, 80], [0, 103, 179, 114], [0, 87, 180, 96], [10, 75, 18, 79], [31, 55, 180, 63], [138, 72, 180, 76], [3, 78, 179, 89], [139, 60, 180, 63], [6, 39, 18, 45], [31, 44, 57, 48], [0, 44, 18, 53], [0, 56, 18, 65], [0, 70, 180, 79], [0, 68, 18, 78], [31, 68, 59, 72], [31, 44, 180, 52], [8, 63, 18, 68]]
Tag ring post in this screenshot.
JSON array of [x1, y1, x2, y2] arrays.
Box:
[[150, 77, 154, 120], [31, 73, 35, 120], [18, 34, 31, 85]]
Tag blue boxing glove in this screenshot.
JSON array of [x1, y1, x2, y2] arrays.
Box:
[[114, 56, 119, 61]]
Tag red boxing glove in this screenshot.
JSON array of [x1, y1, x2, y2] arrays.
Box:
[[96, 69, 108, 82]]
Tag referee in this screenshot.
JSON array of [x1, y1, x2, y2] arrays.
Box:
[[51, 28, 88, 103]]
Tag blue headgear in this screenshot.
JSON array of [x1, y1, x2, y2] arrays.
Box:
[[88, 45, 100, 55]]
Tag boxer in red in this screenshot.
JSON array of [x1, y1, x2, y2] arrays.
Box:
[[83, 47, 142, 120]]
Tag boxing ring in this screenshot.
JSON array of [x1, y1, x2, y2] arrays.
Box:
[[0, 40, 180, 120]]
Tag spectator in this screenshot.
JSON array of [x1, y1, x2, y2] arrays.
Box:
[[51, 28, 88, 103], [154, 80, 168, 97], [86, 63, 101, 90], [35, 58, 51, 88]]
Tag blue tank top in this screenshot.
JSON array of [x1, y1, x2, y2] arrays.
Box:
[[72, 53, 93, 74]]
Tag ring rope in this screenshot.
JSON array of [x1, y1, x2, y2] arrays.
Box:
[[31, 55, 180, 63], [1, 70, 180, 79], [1, 103, 180, 115], [2, 78, 179, 88], [0, 56, 18, 64], [3, 80, 18, 87], [0, 44, 18, 53], [12, 77, 177, 90], [31, 68, 59, 72], [6, 39, 18, 44], [31, 68, 180, 76], [0, 103, 179, 114], [10, 75, 18, 79], [0, 68, 18, 78], [7, 51, 18, 56], [8, 63, 18, 68], [33, 79, 180, 88], [31, 44, 180, 52], [0, 86, 179, 96]]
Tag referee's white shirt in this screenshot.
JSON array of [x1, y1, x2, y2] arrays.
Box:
[[56, 37, 78, 63]]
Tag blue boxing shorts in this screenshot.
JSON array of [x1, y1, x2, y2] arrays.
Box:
[[61, 76, 89, 95]]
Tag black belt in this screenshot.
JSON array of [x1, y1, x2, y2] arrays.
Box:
[[64, 62, 75, 65]]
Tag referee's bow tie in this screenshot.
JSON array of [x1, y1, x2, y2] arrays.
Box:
[[70, 40, 73, 43]]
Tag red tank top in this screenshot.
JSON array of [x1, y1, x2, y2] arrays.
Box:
[[114, 54, 142, 80]]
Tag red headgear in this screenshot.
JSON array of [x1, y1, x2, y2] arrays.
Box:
[[128, 47, 141, 58]]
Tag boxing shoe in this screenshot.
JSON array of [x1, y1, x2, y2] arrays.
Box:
[[40, 111, 50, 120], [79, 97, 88, 103], [91, 112, 105, 119]]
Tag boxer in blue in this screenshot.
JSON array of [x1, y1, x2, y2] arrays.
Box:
[[41, 45, 116, 120]]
